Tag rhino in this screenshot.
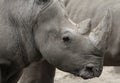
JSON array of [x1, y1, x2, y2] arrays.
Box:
[[64, 0, 120, 66], [19, 1, 112, 83], [0, 0, 111, 83]]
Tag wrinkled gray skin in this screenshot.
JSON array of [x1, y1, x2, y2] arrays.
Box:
[[64, 0, 120, 66], [19, 0, 113, 83], [0, 0, 111, 83]]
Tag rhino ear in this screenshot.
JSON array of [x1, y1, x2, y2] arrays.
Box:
[[77, 18, 91, 35], [89, 10, 112, 50]]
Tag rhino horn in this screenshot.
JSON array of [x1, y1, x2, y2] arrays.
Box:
[[77, 18, 91, 35], [89, 10, 112, 50]]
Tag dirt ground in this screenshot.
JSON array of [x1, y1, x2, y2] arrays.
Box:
[[55, 67, 120, 83]]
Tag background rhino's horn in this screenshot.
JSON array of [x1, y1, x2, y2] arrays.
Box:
[[77, 18, 91, 35], [89, 10, 112, 50]]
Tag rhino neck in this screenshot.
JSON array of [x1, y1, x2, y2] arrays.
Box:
[[0, 15, 42, 67], [1, 0, 43, 65], [18, 23, 42, 63]]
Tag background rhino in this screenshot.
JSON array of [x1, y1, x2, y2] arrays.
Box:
[[19, 0, 113, 83], [64, 0, 120, 66]]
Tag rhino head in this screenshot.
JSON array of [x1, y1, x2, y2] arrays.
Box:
[[34, 0, 112, 79]]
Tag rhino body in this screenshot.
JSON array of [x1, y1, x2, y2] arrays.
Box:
[[64, 0, 120, 66]]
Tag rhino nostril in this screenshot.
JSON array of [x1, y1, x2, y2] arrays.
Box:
[[86, 66, 94, 72], [85, 65, 101, 77], [85, 64, 95, 72]]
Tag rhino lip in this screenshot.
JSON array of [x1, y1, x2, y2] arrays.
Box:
[[70, 67, 102, 79], [79, 67, 102, 79]]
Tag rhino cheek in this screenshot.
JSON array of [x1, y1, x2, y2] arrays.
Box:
[[41, 45, 82, 72], [38, 42, 63, 65]]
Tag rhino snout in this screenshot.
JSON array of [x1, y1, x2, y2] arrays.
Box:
[[79, 64, 102, 79], [70, 63, 102, 79]]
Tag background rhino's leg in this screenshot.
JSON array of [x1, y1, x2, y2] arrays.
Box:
[[19, 60, 56, 83]]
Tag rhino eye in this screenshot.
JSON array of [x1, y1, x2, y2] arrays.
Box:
[[36, 0, 49, 5], [42, 0, 49, 3], [62, 36, 71, 43]]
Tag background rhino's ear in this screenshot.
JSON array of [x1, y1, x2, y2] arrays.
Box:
[[77, 18, 91, 35], [89, 10, 112, 50]]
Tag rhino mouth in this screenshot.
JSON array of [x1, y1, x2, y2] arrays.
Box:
[[79, 67, 102, 79], [70, 65, 102, 79]]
